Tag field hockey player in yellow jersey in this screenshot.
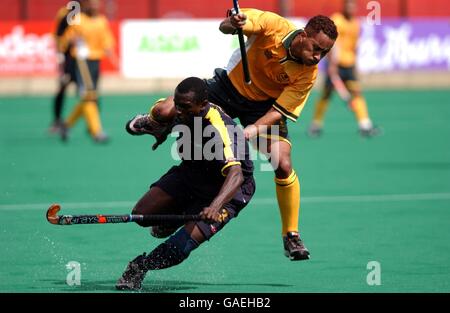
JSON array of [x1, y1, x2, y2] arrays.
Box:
[[139, 9, 337, 261], [308, 0, 380, 138], [59, 0, 117, 143]]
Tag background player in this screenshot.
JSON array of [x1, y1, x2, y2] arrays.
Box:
[[59, 0, 117, 143], [49, 4, 77, 133], [308, 0, 380, 138], [115, 77, 255, 290]]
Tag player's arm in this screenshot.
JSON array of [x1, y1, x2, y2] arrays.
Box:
[[243, 108, 282, 140], [244, 67, 318, 139], [220, 8, 267, 35], [125, 97, 177, 150], [101, 17, 119, 68], [200, 165, 244, 223]]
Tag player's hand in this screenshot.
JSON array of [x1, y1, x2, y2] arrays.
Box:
[[200, 207, 228, 224], [243, 124, 258, 140], [230, 13, 247, 29], [125, 114, 171, 149]]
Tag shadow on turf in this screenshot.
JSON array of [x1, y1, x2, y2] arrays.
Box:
[[43, 279, 292, 292]]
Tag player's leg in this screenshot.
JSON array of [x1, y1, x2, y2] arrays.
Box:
[[117, 204, 246, 290], [345, 67, 380, 137], [131, 187, 179, 226], [116, 175, 255, 290], [61, 58, 87, 140], [268, 138, 310, 261], [82, 60, 109, 142], [62, 59, 106, 142], [116, 166, 192, 290], [51, 79, 69, 132], [308, 74, 334, 137], [116, 221, 204, 291]]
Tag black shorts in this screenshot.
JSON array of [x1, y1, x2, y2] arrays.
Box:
[[325, 65, 358, 89], [151, 165, 255, 240], [75, 59, 100, 92], [63, 53, 77, 81], [205, 68, 289, 141], [58, 52, 77, 85]]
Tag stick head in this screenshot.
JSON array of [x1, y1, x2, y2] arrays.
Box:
[[47, 204, 61, 224]]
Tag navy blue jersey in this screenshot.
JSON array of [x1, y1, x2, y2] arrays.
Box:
[[173, 103, 253, 197]]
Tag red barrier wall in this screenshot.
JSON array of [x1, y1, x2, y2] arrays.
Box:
[[1, 0, 449, 21], [0, 0, 21, 20], [407, 0, 450, 17]]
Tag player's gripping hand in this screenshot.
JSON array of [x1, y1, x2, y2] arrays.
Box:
[[125, 114, 171, 150], [230, 13, 247, 29], [200, 207, 229, 224]]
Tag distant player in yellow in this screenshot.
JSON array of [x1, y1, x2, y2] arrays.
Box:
[[59, 0, 117, 143], [308, 0, 380, 137], [133, 9, 337, 261]]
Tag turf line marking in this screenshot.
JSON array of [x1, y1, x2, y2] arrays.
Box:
[[1, 192, 450, 210], [254, 192, 450, 204]]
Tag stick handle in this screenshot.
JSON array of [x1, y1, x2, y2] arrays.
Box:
[[232, 0, 251, 84]]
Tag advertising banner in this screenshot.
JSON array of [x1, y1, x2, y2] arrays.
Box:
[[0, 22, 56, 75], [0, 21, 120, 76], [121, 18, 450, 78], [358, 19, 450, 72], [121, 20, 236, 78]]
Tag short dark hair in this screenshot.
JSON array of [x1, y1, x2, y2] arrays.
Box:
[[305, 15, 338, 40], [175, 77, 208, 103]]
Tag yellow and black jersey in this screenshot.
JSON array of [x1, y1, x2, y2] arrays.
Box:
[[174, 103, 253, 188], [331, 12, 359, 67], [62, 12, 115, 60], [226, 8, 318, 122]]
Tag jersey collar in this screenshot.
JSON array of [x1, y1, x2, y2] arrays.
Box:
[[282, 29, 305, 63]]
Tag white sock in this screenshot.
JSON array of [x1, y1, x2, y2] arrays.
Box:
[[358, 119, 373, 130]]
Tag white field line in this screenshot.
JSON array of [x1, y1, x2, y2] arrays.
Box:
[[1, 192, 450, 211]]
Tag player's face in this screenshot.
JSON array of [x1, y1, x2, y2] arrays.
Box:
[[291, 31, 335, 66], [174, 90, 206, 122], [83, 0, 100, 15], [344, 0, 357, 17]]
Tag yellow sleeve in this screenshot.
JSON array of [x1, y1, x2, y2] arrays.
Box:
[[240, 8, 265, 35], [273, 66, 318, 122], [101, 17, 115, 51], [240, 9, 289, 37], [59, 24, 77, 55]]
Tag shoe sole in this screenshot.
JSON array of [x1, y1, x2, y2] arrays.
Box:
[[115, 283, 142, 291], [284, 250, 310, 261]]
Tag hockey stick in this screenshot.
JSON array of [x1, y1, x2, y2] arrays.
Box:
[[232, 0, 251, 84], [46, 204, 202, 226], [75, 57, 97, 101]]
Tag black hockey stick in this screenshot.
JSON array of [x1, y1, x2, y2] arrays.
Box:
[[46, 204, 202, 226], [233, 0, 251, 84]]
